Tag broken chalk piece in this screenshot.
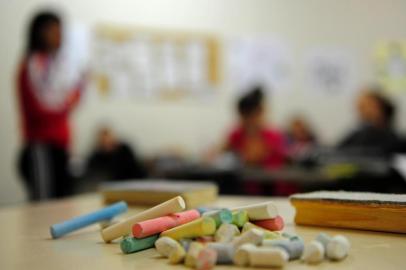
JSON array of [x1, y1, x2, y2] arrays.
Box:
[[215, 223, 240, 243], [249, 246, 289, 268], [231, 210, 248, 228], [253, 215, 284, 231], [302, 240, 325, 264], [120, 235, 159, 254]]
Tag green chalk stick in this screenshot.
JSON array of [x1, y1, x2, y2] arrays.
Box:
[[211, 209, 233, 227], [232, 210, 248, 227], [120, 235, 159, 254]]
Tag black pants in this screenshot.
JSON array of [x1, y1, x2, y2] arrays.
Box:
[[18, 144, 73, 201]]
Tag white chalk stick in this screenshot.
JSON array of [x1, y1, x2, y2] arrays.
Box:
[[215, 223, 240, 243], [232, 228, 264, 249], [101, 196, 185, 242], [233, 243, 256, 266], [326, 235, 350, 261], [249, 246, 289, 268], [302, 240, 325, 264], [155, 236, 180, 257], [231, 201, 278, 220]]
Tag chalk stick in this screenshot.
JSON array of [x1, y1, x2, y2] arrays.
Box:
[[215, 223, 240, 243], [302, 240, 325, 264], [50, 201, 128, 239], [232, 228, 263, 248], [242, 222, 281, 240], [262, 236, 304, 260], [160, 217, 216, 240], [185, 242, 204, 268], [120, 235, 159, 254], [168, 244, 186, 264], [132, 209, 200, 238], [233, 243, 256, 266], [315, 232, 332, 249], [253, 215, 284, 231], [196, 248, 217, 270], [231, 210, 248, 228], [248, 246, 289, 268], [207, 242, 234, 264], [155, 236, 186, 263], [155, 236, 180, 257], [326, 235, 350, 261], [101, 196, 185, 242], [230, 201, 278, 220], [203, 209, 232, 227]]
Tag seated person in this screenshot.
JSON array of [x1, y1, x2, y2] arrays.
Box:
[[85, 127, 147, 183], [339, 88, 400, 156], [222, 87, 295, 195], [225, 87, 286, 169], [286, 116, 318, 162]]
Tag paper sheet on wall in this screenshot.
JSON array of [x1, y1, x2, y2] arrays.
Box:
[[304, 48, 357, 95], [90, 26, 219, 100], [374, 41, 406, 93], [226, 37, 293, 96]]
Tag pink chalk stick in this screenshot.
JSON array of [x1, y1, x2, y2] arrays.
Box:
[[253, 215, 284, 231], [132, 209, 200, 238]]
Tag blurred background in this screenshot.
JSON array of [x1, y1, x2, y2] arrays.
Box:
[[1, 0, 406, 205]]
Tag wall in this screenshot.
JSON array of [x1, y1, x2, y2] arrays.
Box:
[[1, 0, 406, 204]]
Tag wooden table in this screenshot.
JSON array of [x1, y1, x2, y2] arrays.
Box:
[[1, 194, 405, 269]]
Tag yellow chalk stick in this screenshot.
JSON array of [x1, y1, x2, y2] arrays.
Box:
[[161, 217, 216, 240]]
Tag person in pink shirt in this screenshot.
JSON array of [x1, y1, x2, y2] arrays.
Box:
[[226, 87, 286, 169], [224, 87, 295, 195]]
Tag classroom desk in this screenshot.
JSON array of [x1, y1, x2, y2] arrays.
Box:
[[1, 194, 406, 269]]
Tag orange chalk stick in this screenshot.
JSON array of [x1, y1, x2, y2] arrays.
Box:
[[253, 216, 284, 231], [132, 209, 200, 238]]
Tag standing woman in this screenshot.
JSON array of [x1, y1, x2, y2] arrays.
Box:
[[17, 11, 84, 201]]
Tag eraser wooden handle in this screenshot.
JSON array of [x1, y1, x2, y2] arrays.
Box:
[[132, 209, 200, 238], [101, 196, 185, 242], [231, 201, 278, 220], [50, 201, 128, 239], [160, 217, 216, 240]]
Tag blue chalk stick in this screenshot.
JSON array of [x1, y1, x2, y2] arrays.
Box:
[[50, 201, 128, 239]]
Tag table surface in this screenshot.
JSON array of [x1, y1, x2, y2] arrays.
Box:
[[1, 194, 406, 270]]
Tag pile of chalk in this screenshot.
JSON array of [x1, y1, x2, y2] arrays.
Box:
[[50, 196, 350, 269]]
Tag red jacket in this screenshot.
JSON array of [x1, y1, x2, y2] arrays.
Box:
[[17, 56, 81, 150], [227, 126, 287, 169]]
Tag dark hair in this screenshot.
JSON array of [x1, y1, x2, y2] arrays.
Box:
[[237, 86, 265, 116], [369, 92, 396, 126], [27, 11, 61, 54]]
